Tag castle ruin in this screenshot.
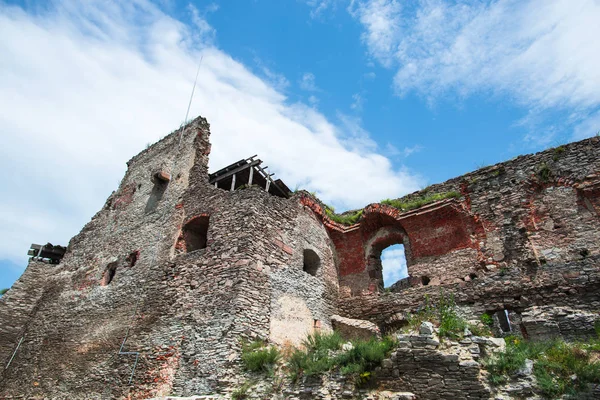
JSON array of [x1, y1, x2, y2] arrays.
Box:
[[0, 116, 599, 399]]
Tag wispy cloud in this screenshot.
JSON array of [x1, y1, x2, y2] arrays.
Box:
[[303, 0, 342, 19], [299, 72, 319, 92], [386, 143, 423, 158], [346, 0, 600, 142], [0, 0, 422, 268], [253, 56, 290, 91], [348, 0, 401, 67], [350, 93, 364, 111]]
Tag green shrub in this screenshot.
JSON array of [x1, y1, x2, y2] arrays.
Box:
[[484, 336, 600, 397], [533, 340, 600, 398], [437, 294, 467, 339], [480, 313, 494, 327], [404, 292, 468, 339], [381, 191, 461, 213], [241, 340, 280, 373], [484, 339, 531, 385], [537, 162, 552, 183], [0, 288, 8, 295], [286, 332, 395, 385], [335, 336, 396, 377], [552, 146, 566, 161]]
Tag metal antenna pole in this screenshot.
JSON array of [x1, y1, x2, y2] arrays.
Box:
[[178, 56, 203, 148]]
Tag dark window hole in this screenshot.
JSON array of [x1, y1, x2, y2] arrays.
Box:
[[421, 276, 430, 286], [127, 251, 139, 267], [101, 262, 118, 286], [496, 310, 511, 332], [183, 216, 209, 252], [303, 249, 321, 276]]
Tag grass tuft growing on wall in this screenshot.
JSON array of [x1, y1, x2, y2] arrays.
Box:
[[324, 207, 363, 226], [286, 332, 395, 385], [241, 340, 280, 373], [484, 335, 600, 397], [381, 191, 461, 212], [404, 292, 468, 339]]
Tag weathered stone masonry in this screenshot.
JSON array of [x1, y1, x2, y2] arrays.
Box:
[[0, 115, 599, 399]]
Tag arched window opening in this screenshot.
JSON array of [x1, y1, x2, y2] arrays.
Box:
[[303, 249, 320, 276], [183, 216, 209, 252], [381, 244, 408, 289], [101, 262, 118, 286]]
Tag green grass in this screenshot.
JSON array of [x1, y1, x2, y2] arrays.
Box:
[[381, 191, 461, 213], [484, 335, 600, 398], [287, 332, 395, 385], [241, 340, 280, 373], [324, 207, 363, 226], [480, 313, 494, 327], [404, 292, 468, 339], [552, 145, 566, 161], [0, 288, 8, 295], [537, 162, 552, 183], [231, 380, 253, 400]]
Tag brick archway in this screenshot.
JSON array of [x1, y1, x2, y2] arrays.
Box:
[[364, 226, 412, 292]]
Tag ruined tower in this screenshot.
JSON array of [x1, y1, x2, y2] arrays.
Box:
[[1, 116, 599, 399]]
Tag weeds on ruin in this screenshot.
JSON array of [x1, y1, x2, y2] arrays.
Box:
[[537, 162, 552, 183], [240, 340, 280, 373], [480, 313, 494, 327], [0, 288, 8, 296], [552, 145, 566, 161], [468, 322, 492, 337], [484, 335, 600, 398], [381, 191, 461, 213], [324, 206, 363, 226], [286, 331, 395, 385], [467, 313, 494, 337], [231, 380, 253, 400], [404, 292, 468, 339]]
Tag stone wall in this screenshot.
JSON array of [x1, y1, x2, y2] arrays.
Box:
[[303, 137, 600, 341], [0, 115, 340, 399], [0, 114, 599, 399]]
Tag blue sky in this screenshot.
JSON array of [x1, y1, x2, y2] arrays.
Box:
[[1, 0, 599, 290]]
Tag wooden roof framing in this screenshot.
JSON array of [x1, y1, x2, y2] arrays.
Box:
[[208, 156, 291, 198]]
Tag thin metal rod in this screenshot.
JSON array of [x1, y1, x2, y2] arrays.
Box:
[[178, 56, 203, 148], [128, 353, 140, 384], [112, 56, 205, 388], [5, 336, 24, 369]]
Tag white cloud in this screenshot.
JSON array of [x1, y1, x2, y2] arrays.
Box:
[[350, 93, 364, 111], [299, 72, 318, 92], [348, 0, 401, 67], [0, 1, 422, 267], [349, 0, 600, 141], [401, 144, 423, 157], [381, 244, 407, 287], [304, 0, 341, 19], [385, 143, 423, 158]]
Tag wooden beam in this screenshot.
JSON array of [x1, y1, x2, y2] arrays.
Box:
[[230, 173, 236, 191], [209, 159, 261, 184], [248, 166, 254, 185]]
